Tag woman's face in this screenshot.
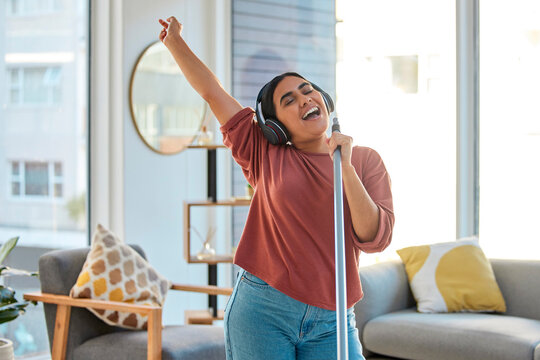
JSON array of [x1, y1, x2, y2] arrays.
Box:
[[273, 76, 329, 144]]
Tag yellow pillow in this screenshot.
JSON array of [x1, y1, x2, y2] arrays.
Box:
[[397, 237, 506, 313], [70, 224, 171, 329]]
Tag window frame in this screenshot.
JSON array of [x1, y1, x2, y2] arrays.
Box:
[[456, 0, 480, 238], [6, 65, 63, 107], [7, 160, 65, 202], [7, 0, 62, 17]]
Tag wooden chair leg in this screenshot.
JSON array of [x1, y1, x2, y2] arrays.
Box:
[[147, 308, 162, 360], [52, 304, 71, 360]]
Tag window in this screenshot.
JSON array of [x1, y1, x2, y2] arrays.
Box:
[[231, 0, 337, 254], [1, 0, 88, 356], [7, 0, 62, 16], [10, 162, 21, 196], [337, 0, 457, 264], [54, 161, 63, 197], [388, 55, 418, 94], [24, 162, 49, 197], [9, 161, 63, 199], [479, 0, 540, 259], [7, 66, 62, 105]]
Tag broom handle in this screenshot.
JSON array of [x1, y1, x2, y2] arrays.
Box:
[[332, 117, 348, 360]]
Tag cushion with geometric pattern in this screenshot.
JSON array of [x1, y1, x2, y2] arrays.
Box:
[[70, 224, 170, 330]]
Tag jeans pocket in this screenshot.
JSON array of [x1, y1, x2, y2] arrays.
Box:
[[241, 271, 269, 289]]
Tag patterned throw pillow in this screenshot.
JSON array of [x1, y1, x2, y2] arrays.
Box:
[[70, 224, 171, 330], [397, 237, 506, 313]]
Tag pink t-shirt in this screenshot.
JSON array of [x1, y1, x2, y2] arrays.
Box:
[[221, 107, 394, 310]]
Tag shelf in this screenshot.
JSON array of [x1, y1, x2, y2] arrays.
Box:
[[188, 254, 234, 264], [183, 199, 251, 264], [187, 198, 251, 207], [183, 144, 239, 323], [185, 309, 225, 325], [187, 144, 227, 150]]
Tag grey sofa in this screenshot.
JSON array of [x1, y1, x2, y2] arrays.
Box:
[[354, 259, 540, 360], [35, 246, 226, 360]]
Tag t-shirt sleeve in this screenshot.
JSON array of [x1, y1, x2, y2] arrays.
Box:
[[352, 147, 395, 253], [220, 107, 267, 186]]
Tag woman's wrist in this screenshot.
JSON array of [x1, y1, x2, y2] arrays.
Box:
[[165, 35, 185, 52], [342, 163, 356, 176]]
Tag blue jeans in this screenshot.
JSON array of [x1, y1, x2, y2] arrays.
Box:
[[224, 269, 365, 360]]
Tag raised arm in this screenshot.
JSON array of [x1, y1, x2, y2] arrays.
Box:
[[159, 16, 242, 126]]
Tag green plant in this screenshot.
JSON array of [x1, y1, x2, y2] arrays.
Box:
[[66, 193, 86, 223], [0, 237, 37, 324]]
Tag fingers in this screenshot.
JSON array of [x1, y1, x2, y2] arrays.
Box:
[[327, 134, 348, 150], [158, 19, 168, 42], [329, 132, 353, 146], [160, 16, 183, 37], [158, 19, 169, 29], [327, 137, 337, 158], [327, 133, 353, 162]]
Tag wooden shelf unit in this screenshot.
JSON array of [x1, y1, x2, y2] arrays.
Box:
[[183, 144, 251, 325], [187, 144, 227, 150], [183, 199, 251, 264], [185, 309, 225, 325]]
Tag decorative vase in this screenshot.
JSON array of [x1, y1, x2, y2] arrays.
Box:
[[0, 338, 14, 360], [197, 126, 213, 145], [192, 226, 217, 260], [196, 241, 216, 260]]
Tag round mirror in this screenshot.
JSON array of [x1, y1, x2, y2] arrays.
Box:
[[129, 41, 208, 154]]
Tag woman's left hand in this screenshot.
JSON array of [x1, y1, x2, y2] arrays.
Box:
[[327, 132, 354, 167]]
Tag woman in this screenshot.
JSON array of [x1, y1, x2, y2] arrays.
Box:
[[159, 16, 394, 360]]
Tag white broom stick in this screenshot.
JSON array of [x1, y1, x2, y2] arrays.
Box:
[[332, 117, 348, 360]]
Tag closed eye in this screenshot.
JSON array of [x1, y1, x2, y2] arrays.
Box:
[[284, 90, 313, 106]]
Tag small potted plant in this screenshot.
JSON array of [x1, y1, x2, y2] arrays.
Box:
[[0, 237, 38, 359], [246, 183, 254, 199]]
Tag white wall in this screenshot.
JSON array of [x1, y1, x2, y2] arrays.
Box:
[[122, 0, 232, 325]]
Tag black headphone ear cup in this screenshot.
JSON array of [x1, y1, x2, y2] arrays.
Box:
[[263, 119, 290, 145], [256, 84, 290, 145], [259, 121, 280, 145], [322, 92, 335, 114]]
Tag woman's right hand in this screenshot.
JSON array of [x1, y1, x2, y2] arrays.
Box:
[[158, 16, 183, 47]]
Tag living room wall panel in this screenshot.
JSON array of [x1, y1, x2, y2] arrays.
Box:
[[122, 0, 231, 325]]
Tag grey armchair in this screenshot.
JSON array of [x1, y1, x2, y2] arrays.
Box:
[[24, 246, 229, 360]]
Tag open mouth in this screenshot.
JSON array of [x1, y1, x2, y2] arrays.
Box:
[[302, 106, 321, 120]]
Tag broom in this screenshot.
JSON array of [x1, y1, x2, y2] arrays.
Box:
[[332, 117, 348, 360]]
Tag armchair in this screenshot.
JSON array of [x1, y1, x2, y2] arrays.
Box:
[[24, 246, 231, 360]]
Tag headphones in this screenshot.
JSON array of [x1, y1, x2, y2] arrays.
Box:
[[255, 80, 335, 145]]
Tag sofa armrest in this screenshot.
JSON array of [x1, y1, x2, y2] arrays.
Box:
[[355, 260, 415, 335], [490, 259, 540, 320]]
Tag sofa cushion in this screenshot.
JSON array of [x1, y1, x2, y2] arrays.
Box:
[[70, 224, 171, 330], [73, 325, 225, 360], [363, 308, 540, 360], [397, 237, 506, 313]]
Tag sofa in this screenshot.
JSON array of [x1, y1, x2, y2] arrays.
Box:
[[354, 259, 540, 360]]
